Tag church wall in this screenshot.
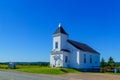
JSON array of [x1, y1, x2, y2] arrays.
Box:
[[62, 52, 70, 68], [61, 34, 68, 50], [67, 43, 80, 68], [79, 51, 100, 69], [67, 42, 100, 69]]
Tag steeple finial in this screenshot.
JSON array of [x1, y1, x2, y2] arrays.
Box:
[[58, 23, 62, 27], [53, 23, 68, 35]]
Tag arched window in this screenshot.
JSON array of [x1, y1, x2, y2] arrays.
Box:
[[55, 42, 58, 49]]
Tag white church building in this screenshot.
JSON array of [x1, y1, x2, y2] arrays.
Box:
[[50, 24, 100, 71]]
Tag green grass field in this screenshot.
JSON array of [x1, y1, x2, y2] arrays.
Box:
[[0, 64, 79, 74], [1, 64, 120, 75], [16, 67, 79, 74]]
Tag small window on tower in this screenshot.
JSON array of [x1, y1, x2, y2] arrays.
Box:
[[55, 42, 58, 49]]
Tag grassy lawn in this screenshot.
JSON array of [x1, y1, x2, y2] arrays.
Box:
[[1, 64, 120, 75], [16, 67, 79, 74], [0, 64, 80, 74]]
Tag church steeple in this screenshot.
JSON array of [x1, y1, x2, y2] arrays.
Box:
[[58, 23, 62, 27], [53, 23, 68, 35]]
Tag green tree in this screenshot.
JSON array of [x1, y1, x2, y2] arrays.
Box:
[[107, 57, 116, 67], [100, 58, 106, 73], [101, 58, 106, 67]]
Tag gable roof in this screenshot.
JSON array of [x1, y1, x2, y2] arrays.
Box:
[[67, 40, 100, 54], [53, 25, 68, 35]]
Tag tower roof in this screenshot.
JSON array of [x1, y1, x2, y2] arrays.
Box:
[[53, 23, 68, 35]]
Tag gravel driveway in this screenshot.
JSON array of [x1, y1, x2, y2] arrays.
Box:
[[58, 73, 120, 80], [0, 71, 62, 80], [0, 71, 120, 80]]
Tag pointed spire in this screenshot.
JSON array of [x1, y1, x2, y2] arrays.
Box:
[[53, 23, 68, 35], [58, 23, 62, 27]]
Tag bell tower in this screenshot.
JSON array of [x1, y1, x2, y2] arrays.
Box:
[[50, 23, 69, 68], [52, 23, 68, 51]]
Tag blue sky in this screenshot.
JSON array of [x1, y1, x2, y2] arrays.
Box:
[[0, 0, 120, 62]]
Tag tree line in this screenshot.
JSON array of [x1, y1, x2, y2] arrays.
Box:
[[100, 57, 118, 73]]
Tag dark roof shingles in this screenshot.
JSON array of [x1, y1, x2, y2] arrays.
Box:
[[53, 26, 68, 35], [67, 40, 100, 54]]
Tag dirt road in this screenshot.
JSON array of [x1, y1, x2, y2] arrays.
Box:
[[0, 71, 61, 80], [0, 71, 120, 80], [58, 73, 120, 80]]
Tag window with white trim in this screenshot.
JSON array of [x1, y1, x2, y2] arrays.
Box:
[[55, 42, 58, 49]]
